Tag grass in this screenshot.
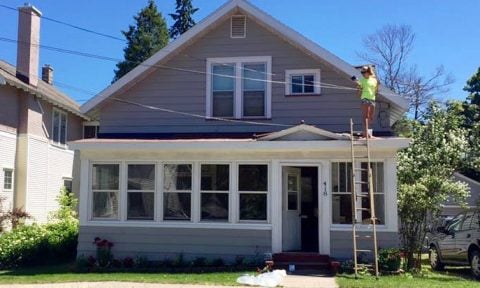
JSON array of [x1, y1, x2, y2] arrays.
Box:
[[336, 261, 478, 288], [0, 264, 249, 285]]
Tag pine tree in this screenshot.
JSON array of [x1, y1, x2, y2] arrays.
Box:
[[113, 0, 169, 82], [169, 0, 199, 39]]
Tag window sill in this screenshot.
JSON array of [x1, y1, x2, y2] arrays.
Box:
[[84, 220, 272, 230], [330, 224, 394, 232], [50, 142, 68, 150], [285, 94, 322, 97], [206, 117, 272, 121]]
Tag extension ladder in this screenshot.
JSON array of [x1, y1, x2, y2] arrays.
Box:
[[349, 118, 379, 279]]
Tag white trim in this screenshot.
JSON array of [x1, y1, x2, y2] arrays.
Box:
[[81, 0, 408, 116], [125, 162, 156, 221], [206, 56, 272, 119], [199, 162, 232, 223], [2, 168, 14, 191], [230, 15, 246, 38], [258, 124, 349, 141], [285, 69, 321, 95], [83, 221, 272, 230], [0, 130, 17, 138]]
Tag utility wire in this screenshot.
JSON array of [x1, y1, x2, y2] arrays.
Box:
[[111, 97, 293, 127], [0, 36, 360, 91]]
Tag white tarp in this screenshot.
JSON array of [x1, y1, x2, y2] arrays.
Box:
[[236, 269, 287, 287]]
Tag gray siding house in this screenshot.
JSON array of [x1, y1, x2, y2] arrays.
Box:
[[72, 0, 409, 261]]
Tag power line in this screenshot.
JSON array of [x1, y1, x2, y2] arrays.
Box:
[[111, 97, 293, 127], [0, 4, 124, 41], [0, 36, 360, 92]]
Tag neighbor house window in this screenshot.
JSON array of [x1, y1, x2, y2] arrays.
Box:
[[238, 164, 268, 221], [207, 57, 271, 119], [163, 164, 192, 221], [3, 169, 13, 190], [200, 164, 230, 221], [52, 109, 67, 145], [331, 162, 385, 225], [127, 164, 155, 220], [63, 177, 72, 192], [285, 69, 321, 95], [92, 164, 119, 219], [83, 125, 99, 139]]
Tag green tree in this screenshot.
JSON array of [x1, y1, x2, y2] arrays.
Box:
[[397, 101, 470, 270], [461, 68, 480, 180], [113, 0, 169, 82], [169, 0, 199, 39]]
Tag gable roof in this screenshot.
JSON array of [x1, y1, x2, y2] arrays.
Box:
[[81, 0, 408, 120], [0, 60, 87, 119], [257, 124, 350, 141]]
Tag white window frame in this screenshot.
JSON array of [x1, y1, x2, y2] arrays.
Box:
[[52, 108, 67, 145], [126, 163, 156, 221], [285, 69, 321, 95], [3, 168, 13, 191], [200, 163, 231, 222], [90, 162, 121, 221], [162, 162, 194, 222], [237, 163, 270, 223], [206, 56, 272, 119], [330, 160, 387, 229]]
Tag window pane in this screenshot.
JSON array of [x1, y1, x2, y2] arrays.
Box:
[[361, 194, 385, 224], [93, 192, 118, 219], [201, 193, 229, 221], [164, 164, 192, 191], [332, 194, 352, 224], [288, 192, 298, 210], [361, 162, 384, 192], [92, 164, 119, 190], [164, 192, 191, 220], [291, 76, 303, 93], [461, 213, 474, 230], [240, 193, 267, 220], [60, 113, 67, 144], [332, 163, 339, 192], [201, 164, 229, 191], [4, 170, 12, 190], [212, 65, 234, 91], [53, 110, 59, 143], [472, 213, 480, 230], [84, 126, 97, 139], [243, 91, 265, 117], [127, 192, 154, 220], [304, 75, 315, 93], [213, 91, 234, 117], [238, 165, 268, 191], [128, 164, 155, 190], [63, 179, 72, 192], [243, 64, 265, 91]]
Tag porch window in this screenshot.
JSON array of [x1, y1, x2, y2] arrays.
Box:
[[200, 164, 229, 221], [92, 164, 119, 219], [127, 164, 155, 220], [163, 164, 192, 221], [331, 162, 385, 225], [238, 164, 268, 221], [52, 109, 67, 145]]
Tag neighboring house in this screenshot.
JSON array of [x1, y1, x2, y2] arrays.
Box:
[[0, 5, 87, 224], [442, 172, 480, 217], [72, 0, 409, 260]]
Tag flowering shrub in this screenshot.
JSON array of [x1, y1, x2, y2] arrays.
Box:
[[93, 237, 114, 267], [378, 248, 402, 272]]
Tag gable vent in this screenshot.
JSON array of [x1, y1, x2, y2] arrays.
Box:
[[231, 15, 246, 38]]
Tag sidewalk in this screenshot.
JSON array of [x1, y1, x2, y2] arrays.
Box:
[[0, 275, 338, 288]]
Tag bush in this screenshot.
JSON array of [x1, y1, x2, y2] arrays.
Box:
[[378, 248, 402, 272]]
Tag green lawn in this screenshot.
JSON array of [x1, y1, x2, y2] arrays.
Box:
[[0, 264, 248, 285], [336, 267, 478, 288]]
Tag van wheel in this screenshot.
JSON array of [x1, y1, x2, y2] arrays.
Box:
[[429, 246, 444, 271], [470, 250, 480, 280]]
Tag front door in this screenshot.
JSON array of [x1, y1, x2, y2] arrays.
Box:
[[282, 167, 302, 251]]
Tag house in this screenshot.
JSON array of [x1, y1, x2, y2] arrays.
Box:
[[72, 0, 409, 261], [0, 5, 87, 224], [442, 172, 480, 217]]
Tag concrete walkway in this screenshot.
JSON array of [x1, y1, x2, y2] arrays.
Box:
[[0, 275, 338, 288]]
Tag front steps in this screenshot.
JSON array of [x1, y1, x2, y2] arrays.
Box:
[[272, 252, 333, 274]]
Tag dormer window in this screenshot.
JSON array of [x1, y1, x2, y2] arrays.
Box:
[[231, 15, 246, 38], [285, 69, 321, 96], [206, 56, 272, 119]]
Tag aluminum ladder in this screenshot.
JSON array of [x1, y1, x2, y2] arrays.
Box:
[[349, 118, 379, 279]]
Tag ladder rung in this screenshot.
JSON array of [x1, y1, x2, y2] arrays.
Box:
[[355, 235, 372, 238], [356, 208, 370, 211], [356, 249, 372, 253], [355, 181, 369, 185], [353, 156, 369, 160], [354, 168, 369, 171], [356, 194, 369, 198]]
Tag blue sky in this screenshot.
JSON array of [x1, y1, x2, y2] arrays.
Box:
[[0, 0, 478, 104]]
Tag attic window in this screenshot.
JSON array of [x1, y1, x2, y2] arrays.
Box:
[[231, 15, 246, 38]]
